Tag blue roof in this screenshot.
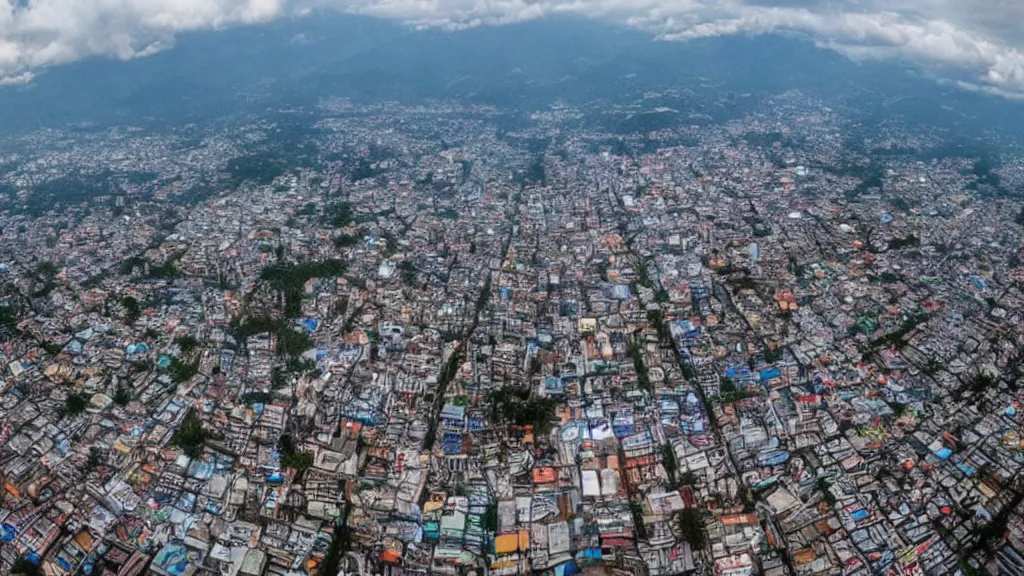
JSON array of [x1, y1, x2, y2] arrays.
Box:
[[441, 404, 466, 419], [556, 561, 579, 576], [126, 343, 150, 355]]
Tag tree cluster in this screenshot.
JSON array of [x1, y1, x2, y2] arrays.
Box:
[[629, 341, 653, 393], [487, 387, 560, 435], [64, 391, 90, 417], [167, 356, 199, 383], [260, 260, 347, 318], [170, 408, 208, 458], [278, 433, 315, 471], [232, 316, 314, 357]]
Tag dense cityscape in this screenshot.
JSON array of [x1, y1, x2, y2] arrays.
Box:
[[1, 88, 1024, 576]]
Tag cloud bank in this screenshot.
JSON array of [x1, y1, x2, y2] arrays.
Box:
[[3, 0, 1024, 99]]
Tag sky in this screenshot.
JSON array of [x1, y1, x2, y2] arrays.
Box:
[[1, 0, 1024, 99]]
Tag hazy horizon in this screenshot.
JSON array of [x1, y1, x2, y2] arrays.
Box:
[[0, 11, 1023, 146]]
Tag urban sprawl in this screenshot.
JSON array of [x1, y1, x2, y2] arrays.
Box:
[[1, 94, 1024, 576]]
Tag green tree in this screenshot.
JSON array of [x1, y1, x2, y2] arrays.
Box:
[[334, 234, 359, 248], [282, 451, 315, 471], [970, 371, 1001, 394], [121, 295, 141, 324], [146, 260, 181, 279], [483, 503, 498, 531], [678, 508, 706, 550], [629, 342, 653, 393], [259, 260, 347, 319], [630, 500, 649, 540], [225, 153, 286, 187], [635, 261, 653, 288], [661, 444, 678, 478], [399, 260, 418, 286], [87, 446, 105, 470], [40, 341, 63, 355], [278, 433, 297, 456], [119, 255, 147, 275], [486, 387, 560, 435], [171, 409, 208, 458], [113, 387, 132, 406], [887, 234, 921, 251], [65, 392, 90, 416], [647, 310, 665, 334], [817, 477, 837, 506], [319, 509, 351, 576], [167, 357, 199, 383], [232, 316, 313, 356], [681, 362, 696, 380], [174, 335, 201, 354], [35, 260, 59, 278], [324, 202, 355, 228], [243, 390, 274, 405]]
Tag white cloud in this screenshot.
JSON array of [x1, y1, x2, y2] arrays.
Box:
[[345, 0, 549, 28], [650, 4, 1024, 97], [0, 0, 285, 76], [3, 0, 1024, 99], [0, 69, 31, 85]]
